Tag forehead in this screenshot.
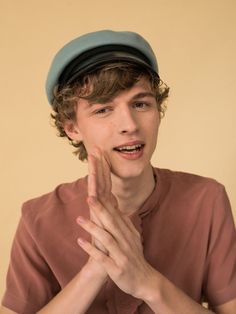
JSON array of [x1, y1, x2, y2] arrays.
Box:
[[77, 79, 155, 110], [110, 78, 153, 99], [82, 75, 153, 99], [113, 78, 154, 99]]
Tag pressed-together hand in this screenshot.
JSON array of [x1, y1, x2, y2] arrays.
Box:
[[87, 150, 108, 254], [77, 149, 156, 299]]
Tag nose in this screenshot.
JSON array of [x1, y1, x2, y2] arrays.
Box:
[[117, 106, 139, 134]]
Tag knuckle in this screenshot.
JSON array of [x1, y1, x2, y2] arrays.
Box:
[[89, 221, 96, 230], [98, 186, 106, 197], [107, 215, 117, 226], [91, 200, 103, 213], [97, 253, 107, 263], [100, 194, 109, 205], [115, 267, 124, 278], [104, 234, 114, 246], [119, 255, 129, 269]]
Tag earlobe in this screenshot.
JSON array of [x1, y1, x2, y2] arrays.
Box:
[[63, 121, 83, 142]]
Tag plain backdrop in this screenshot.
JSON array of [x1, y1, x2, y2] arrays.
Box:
[[0, 0, 235, 299]]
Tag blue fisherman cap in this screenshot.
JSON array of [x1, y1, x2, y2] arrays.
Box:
[[46, 30, 159, 105]]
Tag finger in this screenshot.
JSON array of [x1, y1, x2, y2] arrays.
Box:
[[123, 215, 141, 237], [99, 152, 119, 213], [92, 149, 118, 210], [101, 152, 112, 196], [88, 155, 101, 223], [85, 197, 108, 253], [92, 148, 105, 198], [122, 215, 143, 250], [77, 237, 114, 270], [101, 153, 119, 209], [77, 216, 123, 260], [87, 197, 136, 249], [88, 154, 105, 220], [88, 154, 107, 251], [88, 154, 97, 197], [94, 148, 113, 201], [89, 151, 137, 250], [78, 237, 137, 291], [88, 195, 135, 242]]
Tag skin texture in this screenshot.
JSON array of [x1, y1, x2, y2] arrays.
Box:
[[65, 79, 160, 182], [1, 79, 235, 313], [77, 151, 156, 298], [77, 150, 236, 314]]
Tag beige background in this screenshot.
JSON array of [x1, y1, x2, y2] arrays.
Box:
[[0, 0, 235, 300]]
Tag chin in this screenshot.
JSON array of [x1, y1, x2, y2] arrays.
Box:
[[110, 160, 150, 180]]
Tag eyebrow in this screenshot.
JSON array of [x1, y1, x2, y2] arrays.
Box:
[[88, 91, 155, 107], [131, 92, 155, 100]]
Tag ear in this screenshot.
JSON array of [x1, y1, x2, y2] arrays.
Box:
[[157, 110, 162, 125], [63, 121, 83, 142]]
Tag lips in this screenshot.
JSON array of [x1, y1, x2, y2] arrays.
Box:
[[113, 141, 144, 151], [114, 141, 144, 151]]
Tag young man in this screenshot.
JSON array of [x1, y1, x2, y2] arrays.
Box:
[[1, 30, 236, 314]]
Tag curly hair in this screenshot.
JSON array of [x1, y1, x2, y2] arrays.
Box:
[[51, 62, 170, 161]]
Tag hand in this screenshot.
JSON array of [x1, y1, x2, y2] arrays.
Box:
[[81, 149, 109, 280], [87, 149, 117, 252], [87, 150, 107, 253], [77, 149, 156, 299]]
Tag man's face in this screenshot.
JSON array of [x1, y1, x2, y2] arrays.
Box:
[[67, 78, 160, 179]]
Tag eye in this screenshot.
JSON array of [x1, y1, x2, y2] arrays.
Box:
[[94, 107, 112, 115], [133, 102, 150, 110]]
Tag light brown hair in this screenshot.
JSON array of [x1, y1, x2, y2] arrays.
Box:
[[51, 62, 169, 161]]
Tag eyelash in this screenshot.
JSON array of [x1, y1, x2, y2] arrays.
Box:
[[93, 102, 151, 115], [94, 107, 111, 115], [133, 102, 150, 109]]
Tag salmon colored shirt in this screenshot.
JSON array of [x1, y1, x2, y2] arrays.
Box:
[[2, 168, 236, 313]]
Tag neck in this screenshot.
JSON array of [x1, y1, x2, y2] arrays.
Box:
[[111, 164, 156, 216]]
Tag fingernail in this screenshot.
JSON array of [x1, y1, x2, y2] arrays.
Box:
[[78, 238, 86, 245], [77, 216, 86, 224]]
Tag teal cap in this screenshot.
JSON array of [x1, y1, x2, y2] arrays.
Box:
[[46, 30, 159, 105]]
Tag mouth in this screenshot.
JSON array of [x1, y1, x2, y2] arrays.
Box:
[[114, 143, 144, 154]]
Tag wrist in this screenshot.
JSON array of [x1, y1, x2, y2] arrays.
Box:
[[81, 258, 108, 284], [135, 266, 162, 303]]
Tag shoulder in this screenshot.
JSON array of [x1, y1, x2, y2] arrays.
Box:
[[154, 167, 229, 216], [154, 167, 234, 234], [155, 167, 225, 195], [21, 176, 88, 232]]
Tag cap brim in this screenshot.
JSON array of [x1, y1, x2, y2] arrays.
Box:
[[59, 50, 158, 86]]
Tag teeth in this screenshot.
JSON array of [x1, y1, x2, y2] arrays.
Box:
[[116, 144, 142, 151]]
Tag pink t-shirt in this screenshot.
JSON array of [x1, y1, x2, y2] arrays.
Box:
[[2, 168, 236, 313]]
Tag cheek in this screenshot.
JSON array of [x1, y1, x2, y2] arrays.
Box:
[[81, 125, 112, 152], [145, 113, 160, 132]]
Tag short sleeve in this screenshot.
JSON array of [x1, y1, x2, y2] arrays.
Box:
[[203, 185, 236, 306], [1, 207, 61, 314]]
